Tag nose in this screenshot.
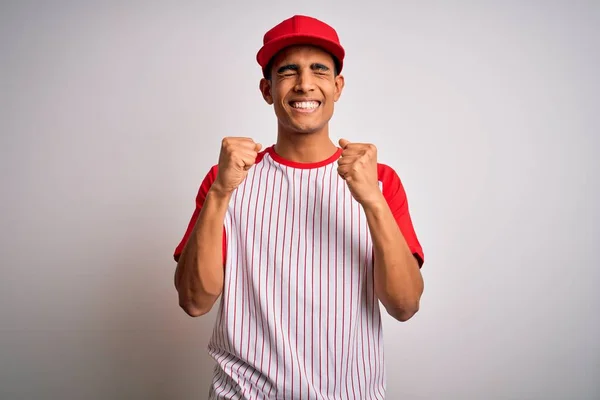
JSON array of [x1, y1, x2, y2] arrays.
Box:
[[294, 69, 316, 93]]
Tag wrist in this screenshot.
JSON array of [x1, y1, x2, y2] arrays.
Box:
[[208, 182, 233, 200], [359, 191, 387, 212]]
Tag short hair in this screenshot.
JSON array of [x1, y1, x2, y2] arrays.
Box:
[[263, 53, 341, 80]]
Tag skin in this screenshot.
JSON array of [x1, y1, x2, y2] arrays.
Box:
[[175, 44, 423, 321], [259, 45, 344, 163]]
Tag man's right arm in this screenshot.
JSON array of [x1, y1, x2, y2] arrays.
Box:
[[174, 184, 231, 317], [174, 137, 261, 317]]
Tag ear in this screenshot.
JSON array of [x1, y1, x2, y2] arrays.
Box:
[[333, 74, 345, 102], [259, 78, 273, 105]]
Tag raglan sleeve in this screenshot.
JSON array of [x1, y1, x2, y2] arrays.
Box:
[[378, 164, 425, 267], [173, 165, 227, 264]]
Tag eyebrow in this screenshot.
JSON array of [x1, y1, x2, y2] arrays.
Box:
[[276, 63, 331, 74]]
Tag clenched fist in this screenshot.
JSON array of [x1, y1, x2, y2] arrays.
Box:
[[212, 137, 262, 195], [337, 138, 381, 206]]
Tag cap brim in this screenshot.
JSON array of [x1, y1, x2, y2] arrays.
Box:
[[257, 34, 345, 73]]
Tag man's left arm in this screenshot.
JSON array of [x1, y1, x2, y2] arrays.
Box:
[[363, 194, 423, 321], [337, 139, 424, 322]]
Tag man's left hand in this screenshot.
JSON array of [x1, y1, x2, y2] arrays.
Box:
[[337, 139, 382, 207]]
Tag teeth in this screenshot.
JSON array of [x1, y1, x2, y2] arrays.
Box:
[[292, 101, 319, 109]]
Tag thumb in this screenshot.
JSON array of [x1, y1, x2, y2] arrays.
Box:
[[339, 138, 350, 148], [255, 143, 263, 152]]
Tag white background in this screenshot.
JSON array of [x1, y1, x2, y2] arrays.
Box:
[[1, 1, 598, 399]]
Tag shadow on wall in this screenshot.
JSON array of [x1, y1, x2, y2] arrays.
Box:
[[71, 217, 220, 399], [0, 214, 221, 399]]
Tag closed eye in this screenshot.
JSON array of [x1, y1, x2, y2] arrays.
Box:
[[312, 63, 330, 74], [277, 64, 298, 76]]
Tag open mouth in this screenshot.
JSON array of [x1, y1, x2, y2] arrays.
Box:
[[289, 100, 321, 112]]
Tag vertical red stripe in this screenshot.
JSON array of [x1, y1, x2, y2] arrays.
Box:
[[357, 201, 367, 399], [301, 169, 312, 399], [264, 162, 279, 394], [213, 183, 239, 396], [256, 162, 275, 386], [222, 213, 233, 350], [233, 163, 261, 387], [267, 163, 287, 397], [221, 175, 252, 398], [359, 206, 369, 397], [256, 160, 276, 393], [209, 214, 226, 356], [326, 164, 334, 397], [348, 201, 358, 399], [240, 166, 263, 396], [309, 168, 319, 396], [318, 165, 327, 395], [277, 166, 290, 397], [224, 169, 257, 399], [341, 181, 349, 400], [378, 318, 385, 398], [348, 198, 357, 400], [364, 209, 375, 394], [210, 212, 233, 385], [284, 166, 295, 399], [211, 199, 235, 381], [242, 159, 268, 395], [293, 169, 304, 399], [217, 176, 249, 396], [374, 237, 385, 399], [333, 173, 339, 395], [365, 221, 375, 398]]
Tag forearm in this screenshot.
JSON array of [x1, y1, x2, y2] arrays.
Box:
[[363, 193, 424, 321], [175, 186, 231, 317]]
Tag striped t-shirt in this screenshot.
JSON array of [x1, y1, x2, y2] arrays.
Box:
[[174, 145, 424, 400]]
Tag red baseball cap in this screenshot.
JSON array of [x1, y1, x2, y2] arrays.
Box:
[[256, 15, 345, 75]]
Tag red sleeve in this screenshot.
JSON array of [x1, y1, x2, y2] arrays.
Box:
[[378, 163, 425, 267], [173, 165, 227, 264]]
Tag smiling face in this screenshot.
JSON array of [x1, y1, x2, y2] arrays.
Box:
[[260, 45, 345, 137]]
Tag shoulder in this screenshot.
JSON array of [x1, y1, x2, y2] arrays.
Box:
[[377, 163, 410, 204], [377, 163, 402, 186], [257, 146, 270, 163]]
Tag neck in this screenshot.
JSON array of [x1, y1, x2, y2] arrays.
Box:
[[275, 127, 338, 163]]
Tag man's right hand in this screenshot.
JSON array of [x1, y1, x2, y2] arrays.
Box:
[[212, 137, 262, 195]]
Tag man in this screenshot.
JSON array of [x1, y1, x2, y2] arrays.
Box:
[[174, 15, 424, 400]]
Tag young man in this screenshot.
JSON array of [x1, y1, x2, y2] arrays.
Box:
[[174, 15, 425, 400]]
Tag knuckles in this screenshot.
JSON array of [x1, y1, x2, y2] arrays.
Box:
[[221, 138, 235, 155], [342, 143, 377, 159], [363, 144, 377, 158], [221, 137, 255, 156], [221, 137, 237, 149]]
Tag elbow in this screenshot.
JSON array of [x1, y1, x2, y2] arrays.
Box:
[[174, 264, 222, 318], [177, 287, 219, 318], [377, 285, 422, 322], [387, 301, 420, 322], [179, 299, 211, 317]]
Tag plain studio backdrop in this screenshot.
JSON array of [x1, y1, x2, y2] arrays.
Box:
[[1, 1, 598, 399]]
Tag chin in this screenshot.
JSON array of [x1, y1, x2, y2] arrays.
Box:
[[289, 115, 331, 134], [289, 123, 325, 135]]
